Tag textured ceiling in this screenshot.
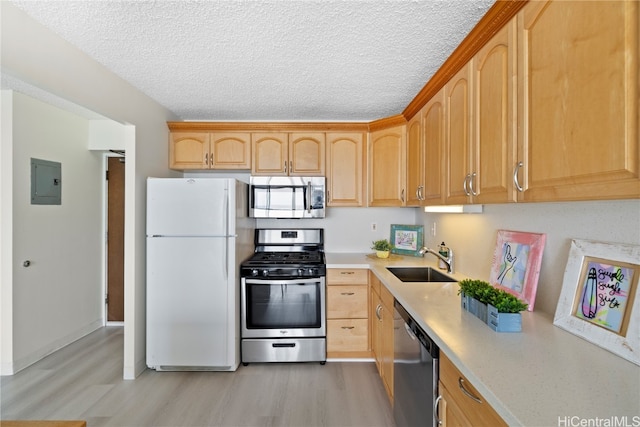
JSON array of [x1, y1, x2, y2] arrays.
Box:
[[7, 0, 494, 122]]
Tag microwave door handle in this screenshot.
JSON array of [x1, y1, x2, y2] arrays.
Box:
[[307, 181, 312, 213]]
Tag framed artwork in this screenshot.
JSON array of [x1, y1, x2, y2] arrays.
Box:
[[489, 230, 546, 311], [554, 239, 640, 366], [390, 224, 424, 257]]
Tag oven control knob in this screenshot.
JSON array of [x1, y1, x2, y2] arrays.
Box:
[[308, 268, 315, 275], [251, 269, 259, 277], [262, 269, 269, 277], [298, 268, 304, 276]]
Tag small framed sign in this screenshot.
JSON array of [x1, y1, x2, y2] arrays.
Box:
[[488, 230, 546, 311], [554, 239, 640, 366], [390, 224, 424, 257]]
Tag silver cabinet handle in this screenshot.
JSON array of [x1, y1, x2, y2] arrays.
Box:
[[434, 395, 444, 425], [341, 326, 355, 330], [401, 189, 405, 203], [469, 172, 478, 196], [420, 185, 425, 201], [513, 161, 524, 192], [307, 181, 312, 213], [284, 160, 287, 174], [375, 304, 382, 320], [340, 292, 355, 296], [204, 153, 209, 166], [458, 377, 482, 404], [463, 174, 471, 196], [415, 186, 421, 200], [340, 271, 355, 275]]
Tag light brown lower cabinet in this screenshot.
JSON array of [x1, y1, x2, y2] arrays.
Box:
[[437, 354, 506, 426], [369, 272, 394, 403], [326, 269, 370, 358]]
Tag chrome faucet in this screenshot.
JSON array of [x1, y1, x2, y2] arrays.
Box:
[[419, 246, 454, 274]]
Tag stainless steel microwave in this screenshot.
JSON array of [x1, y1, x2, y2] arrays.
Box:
[[249, 176, 325, 218]]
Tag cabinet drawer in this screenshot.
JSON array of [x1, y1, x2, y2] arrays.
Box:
[[440, 354, 507, 427], [327, 319, 369, 352], [327, 268, 368, 285], [327, 285, 368, 319]]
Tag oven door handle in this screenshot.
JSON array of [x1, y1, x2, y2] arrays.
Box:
[[244, 277, 322, 285]]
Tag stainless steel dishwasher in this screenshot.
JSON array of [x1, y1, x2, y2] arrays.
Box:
[[393, 300, 439, 427]]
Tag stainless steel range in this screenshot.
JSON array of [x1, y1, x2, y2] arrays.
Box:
[[240, 228, 326, 364]]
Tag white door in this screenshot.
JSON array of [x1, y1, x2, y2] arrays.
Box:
[[147, 236, 230, 368], [147, 178, 230, 236]]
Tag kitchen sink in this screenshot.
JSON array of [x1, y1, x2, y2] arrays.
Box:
[[386, 267, 456, 283]]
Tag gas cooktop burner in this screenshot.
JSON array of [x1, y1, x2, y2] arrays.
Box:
[[248, 251, 324, 264], [241, 228, 326, 279]]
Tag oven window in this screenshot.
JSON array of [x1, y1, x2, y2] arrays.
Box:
[[245, 281, 322, 329]]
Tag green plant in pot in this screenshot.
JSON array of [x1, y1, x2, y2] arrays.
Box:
[[457, 279, 527, 313], [371, 239, 392, 259], [457, 279, 527, 332]]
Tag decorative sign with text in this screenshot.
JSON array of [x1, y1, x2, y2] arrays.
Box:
[[574, 258, 637, 335]]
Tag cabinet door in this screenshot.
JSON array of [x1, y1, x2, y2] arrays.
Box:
[[210, 132, 251, 169], [369, 125, 407, 207], [423, 89, 446, 205], [406, 114, 424, 206], [380, 286, 395, 402], [473, 20, 517, 204], [251, 133, 288, 175], [438, 382, 473, 427], [445, 63, 473, 204], [370, 286, 382, 371], [289, 133, 325, 176], [169, 132, 210, 170], [326, 132, 365, 206], [517, 0, 640, 201]]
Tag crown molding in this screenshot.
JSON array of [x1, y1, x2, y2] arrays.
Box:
[[167, 121, 370, 132], [368, 114, 407, 132], [402, 0, 529, 121]]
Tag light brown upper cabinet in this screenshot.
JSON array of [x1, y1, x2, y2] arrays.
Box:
[[422, 88, 446, 205], [406, 114, 424, 206], [251, 132, 325, 176], [170, 132, 251, 170], [516, 0, 640, 201], [369, 123, 407, 207], [326, 132, 366, 206], [472, 19, 517, 204], [445, 20, 516, 205], [444, 63, 473, 205]]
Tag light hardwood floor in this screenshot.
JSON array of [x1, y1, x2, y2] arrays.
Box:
[[1, 327, 395, 427]]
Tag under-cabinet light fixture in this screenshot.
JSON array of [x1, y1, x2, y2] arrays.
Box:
[[424, 205, 483, 214]]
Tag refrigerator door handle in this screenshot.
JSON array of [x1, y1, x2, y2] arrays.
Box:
[[224, 238, 229, 280]]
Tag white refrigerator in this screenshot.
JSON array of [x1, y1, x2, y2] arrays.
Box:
[[146, 178, 254, 371]]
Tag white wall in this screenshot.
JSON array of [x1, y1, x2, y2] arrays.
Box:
[[2, 92, 104, 373], [420, 199, 640, 316], [257, 207, 417, 252], [1, 2, 179, 378]]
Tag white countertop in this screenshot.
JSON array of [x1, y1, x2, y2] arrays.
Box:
[[326, 252, 640, 426]]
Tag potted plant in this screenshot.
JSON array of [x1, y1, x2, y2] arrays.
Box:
[[458, 279, 527, 332], [371, 239, 392, 259]]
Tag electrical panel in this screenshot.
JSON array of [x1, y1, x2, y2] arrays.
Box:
[[31, 158, 61, 205]]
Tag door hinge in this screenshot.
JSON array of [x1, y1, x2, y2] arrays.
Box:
[[105, 170, 109, 180], [105, 295, 109, 305]]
